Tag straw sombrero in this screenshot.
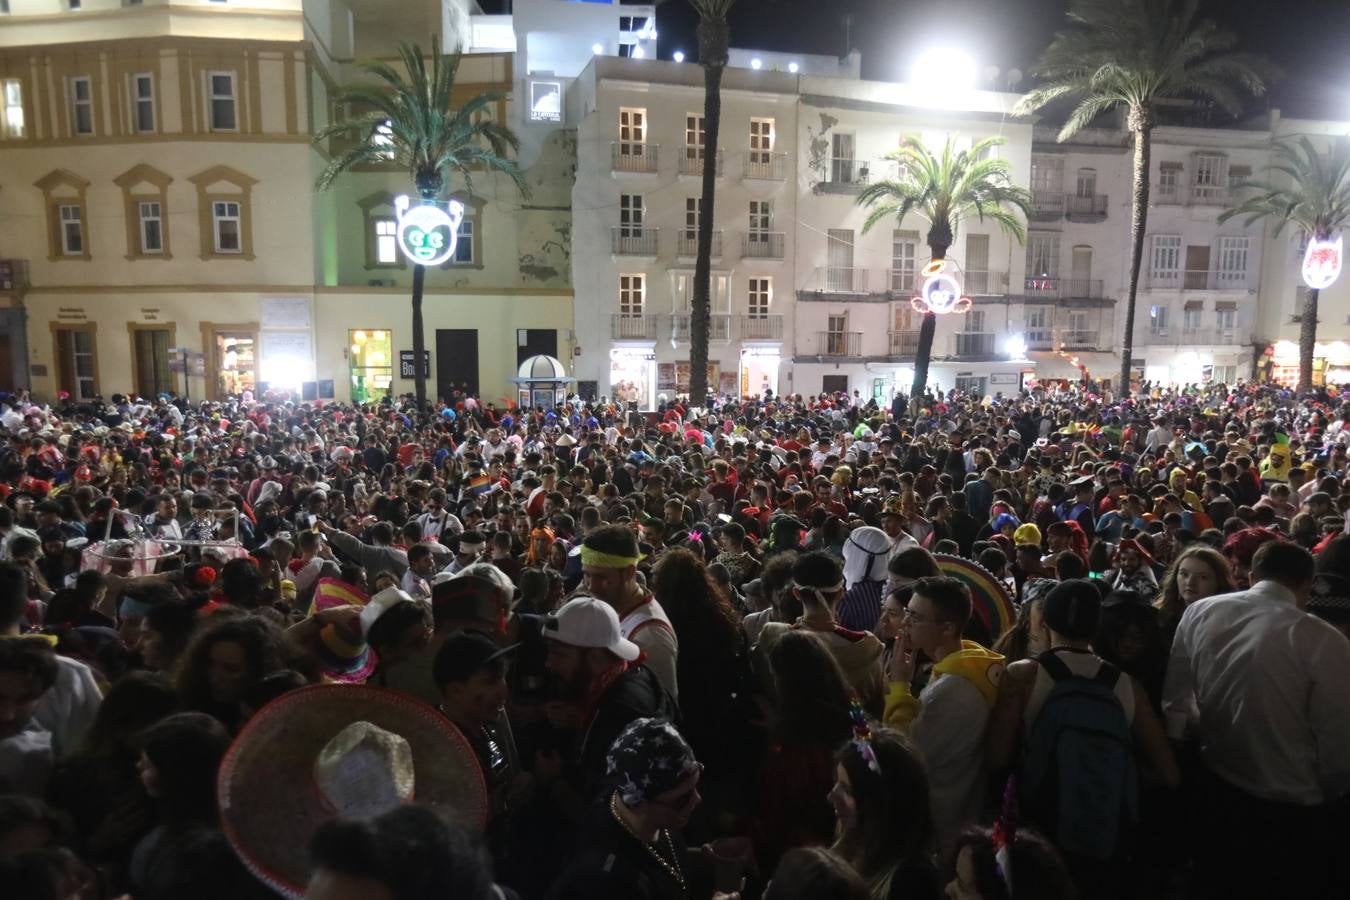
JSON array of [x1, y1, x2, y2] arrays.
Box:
[[217, 684, 488, 898]]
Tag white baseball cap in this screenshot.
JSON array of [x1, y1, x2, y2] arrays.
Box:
[[544, 597, 641, 661], [359, 586, 420, 637]]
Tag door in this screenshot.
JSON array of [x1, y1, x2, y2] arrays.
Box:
[[1185, 245, 1210, 289], [436, 328, 479, 400], [517, 329, 558, 367], [830, 133, 855, 183], [0, 335, 13, 393], [56, 328, 98, 401], [1071, 246, 1093, 297], [822, 374, 849, 394], [827, 228, 854, 291], [133, 328, 173, 398], [965, 234, 990, 293], [214, 333, 256, 398]]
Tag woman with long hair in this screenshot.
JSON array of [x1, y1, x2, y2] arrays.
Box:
[[174, 614, 287, 732], [752, 630, 856, 875], [1154, 545, 1235, 642], [946, 826, 1077, 900], [830, 727, 942, 900]]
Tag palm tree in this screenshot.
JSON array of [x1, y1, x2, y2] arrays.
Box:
[[1220, 136, 1350, 392], [857, 135, 1032, 408], [1014, 0, 1272, 396], [687, 0, 735, 404], [315, 39, 528, 411]]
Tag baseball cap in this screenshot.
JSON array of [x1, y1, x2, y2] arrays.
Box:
[[543, 597, 640, 661], [432, 630, 519, 687]]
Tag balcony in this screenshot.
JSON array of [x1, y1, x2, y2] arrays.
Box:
[[1027, 329, 1105, 351], [888, 269, 918, 293], [889, 330, 921, 356], [817, 331, 863, 357], [0, 259, 28, 295], [611, 314, 657, 340], [1190, 184, 1228, 206], [678, 147, 723, 177], [1153, 183, 1182, 205], [671, 313, 731, 342], [741, 231, 785, 259], [1023, 277, 1107, 300], [819, 158, 871, 194], [1145, 326, 1244, 346], [815, 266, 870, 293], [739, 314, 784, 341], [1031, 191, 1065, 221], [611, 227, 658, 256], [743, 151, 788, 180], [612, 141, 659, 174], [1148, 270, 1252, 291], [1065, 194, 1109, 221], [954, 332, 997, 358], [677, 230, 722, 258], [965, 269, 1010, 296]]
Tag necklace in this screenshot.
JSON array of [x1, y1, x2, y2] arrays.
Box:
[[609, 792, 686, 895]]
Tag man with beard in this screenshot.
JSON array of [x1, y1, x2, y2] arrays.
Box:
[[542, 597, 674, 801]]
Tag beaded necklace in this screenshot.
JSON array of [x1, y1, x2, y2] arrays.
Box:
[[608, 792, 686, 896]]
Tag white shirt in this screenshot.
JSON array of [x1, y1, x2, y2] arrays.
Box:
[[1163, 580, 1350, 805], [33, 655, 102, 759]]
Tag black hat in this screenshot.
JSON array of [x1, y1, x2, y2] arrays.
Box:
[[432, 630, 518, 688], [1042, 579, 1102, 640]]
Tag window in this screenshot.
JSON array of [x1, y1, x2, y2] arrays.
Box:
[[208, 72, 237, 131], [830, 133, 856, 183], [1217, 307, 1237, 332], [132, 328, 173, 398], [1158, 163, 1181, 197], [1026, 307, 1050, 344], [2, 79, 23, 138], [749, 200, 772, 234], [374, 218, 397, 264], [1030, 154, 1063, 193], [450, 218, 474, 265], [1075, 168, 1097, 198], [131, 73, 155, 132], [138, 201, 163, 253], [749, 118, 774, 161], [964, 310, 986, 333], [1212, 364, 1237, 384], [1026, 232, 1060, 278], [1217, 236, 1249, 285], [68, 0, 81, 8], [371, 120, 394, 160], [1193, 153, 1227, 202], [619, 194, 644, 235], [684, 114, 705, 158], [1150, 234, 1182, 279], [826, 228, 855, 291], [683, 198, 701, 240], [748, 277, 771, 317], [619, 107, 645, 145], [212, 201, 241, 252], [619, 274, 645, 316], [1150, 305, 1170, 334], [892, 229, 918, 290], [69, 76, 93, 135], [1183, 304, 1203, 331], [1228, 165, 1252, 189], [56, 328, 97, 401], [828, 314, 847, 333], [59, 205, 83, 255]]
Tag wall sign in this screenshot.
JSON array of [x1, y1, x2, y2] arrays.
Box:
[[394, 195, 464, 266], [529, 80, 563, 123], [399, 350, 431, 379], [1303, 233, 1343, 290]]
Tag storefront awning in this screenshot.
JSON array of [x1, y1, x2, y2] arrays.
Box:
[[1027, 351, 1119, 380]]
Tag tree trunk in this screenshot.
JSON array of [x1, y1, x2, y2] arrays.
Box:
[[1299, 285, 1320, 393], [692, 17, 729, 406], [411, 262, 428, 411], [910, 242, 950, 412], [1120, 113, 1152, 398]]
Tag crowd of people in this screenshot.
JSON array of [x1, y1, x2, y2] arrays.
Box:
[[0, 379, 1347, 900]]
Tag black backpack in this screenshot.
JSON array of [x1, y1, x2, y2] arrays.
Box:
[[1021, 650, 1139, 860]]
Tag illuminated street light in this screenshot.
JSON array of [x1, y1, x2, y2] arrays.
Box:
[[788, 62, 799, 73], [751, 58, 762, 70], [673, 50, 685, 62], [592, 43, 604, 55], [910, 47, 977, 95], [1005, 334, 1028, 359], [632, 46, 645, 59]]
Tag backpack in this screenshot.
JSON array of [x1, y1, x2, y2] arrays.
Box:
[[1021, 650, 1138, 861]]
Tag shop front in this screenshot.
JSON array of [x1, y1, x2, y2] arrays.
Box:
[[739, 347, 780, 399], [348, 329, 393, 403], [201, 322, 259, 400], [1262, 340, 1350, 387], [609, 346, 656, 409]]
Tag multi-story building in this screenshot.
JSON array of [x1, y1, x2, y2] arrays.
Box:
[[0, 0, 576, 403]]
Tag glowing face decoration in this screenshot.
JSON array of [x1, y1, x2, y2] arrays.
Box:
[[1302, 234, 1343, 290], [393, 195, 465, 266], [910, 259, 972, 315]]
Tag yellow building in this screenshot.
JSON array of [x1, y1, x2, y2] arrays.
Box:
[[0, 0, 574, 404]]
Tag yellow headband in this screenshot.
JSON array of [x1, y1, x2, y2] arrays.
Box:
[[580, 546, 641, 569]]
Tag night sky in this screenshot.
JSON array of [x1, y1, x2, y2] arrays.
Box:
[[628, 0, 1350, 120]]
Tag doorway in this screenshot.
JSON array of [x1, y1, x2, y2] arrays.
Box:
[[516, 329, 558, 367], [739, 349, 779, 399], [215, 334, 256, 398], [822, 374, 849, 394], [0, 335, 13, 393], [130, 326, 175, 398], [436, 329, 479, 400], [1185, 245, 1210, 289], [52, 325, 98, 400]]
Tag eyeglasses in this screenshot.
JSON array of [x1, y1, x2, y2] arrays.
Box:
[[903, 607, 948, 626]]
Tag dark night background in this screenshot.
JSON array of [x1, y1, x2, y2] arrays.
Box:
[[495, 0, 1350, 120]]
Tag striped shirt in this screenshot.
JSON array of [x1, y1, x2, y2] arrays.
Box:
[[837, 579, 886, 633]]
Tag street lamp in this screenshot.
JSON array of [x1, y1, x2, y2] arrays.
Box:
[[673, 50, 685, 63], [910, 47, 977, 96], [1005, 334, 1028, 360]]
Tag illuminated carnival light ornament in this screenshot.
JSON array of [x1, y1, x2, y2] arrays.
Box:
[[393, 195, 464, 267], [1302, 233, 1343, 290], [911, 258, 973, 316]]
